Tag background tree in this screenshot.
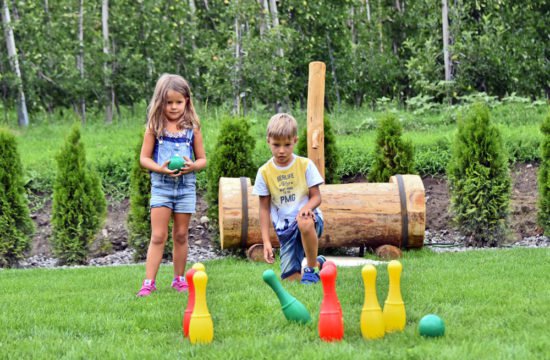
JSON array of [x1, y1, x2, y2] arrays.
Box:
[[127, 135, 151, 261], [51, 124, 106, 264], [368, 113, 415, 182], [0, 0, 548, 120], [447, 103, 511, 247], [537, 112, 550, 233], [0, 128, 34, 267], [206, 117, 256, 225]]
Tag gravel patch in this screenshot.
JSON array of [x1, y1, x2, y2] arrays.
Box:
[[15, 241, 228, 269], [424, 229, 550, 253], [10, 231, 550, 269]]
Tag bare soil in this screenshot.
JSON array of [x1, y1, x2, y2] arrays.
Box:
[[28, 163, 540, 258]]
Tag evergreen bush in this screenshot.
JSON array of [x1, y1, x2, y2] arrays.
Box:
[[51, 125, 107, 264], [0, 129, 34, 267], [296, 117, 340, 184], [368, 113, 415, 182], [127, 136, 151, 261], [206, 118, 256, 224], [537, 112, 550, 232], [447, 103, 511, 246]]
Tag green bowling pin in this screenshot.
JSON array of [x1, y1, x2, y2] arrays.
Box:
[[262, 269, 311, 324]]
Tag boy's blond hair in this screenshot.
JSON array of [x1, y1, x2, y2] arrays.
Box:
[[266, 113, 298, 139]]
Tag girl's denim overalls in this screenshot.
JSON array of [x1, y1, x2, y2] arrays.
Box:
[[150, 128, 196, 213]]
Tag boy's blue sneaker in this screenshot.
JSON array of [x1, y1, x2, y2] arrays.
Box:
[[301, 267, 320, 284], [317, 255, 326, 270]]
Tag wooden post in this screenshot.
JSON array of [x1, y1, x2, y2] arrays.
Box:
[[306, 61, 326, 179]]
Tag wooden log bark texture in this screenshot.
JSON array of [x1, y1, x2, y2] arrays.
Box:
[[218, 175, 425, 250]]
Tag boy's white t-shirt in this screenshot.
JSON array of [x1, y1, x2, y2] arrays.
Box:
[[252, 154, 324, 234]]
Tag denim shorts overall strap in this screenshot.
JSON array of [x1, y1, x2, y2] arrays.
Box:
[[150, 128, 197, 213]]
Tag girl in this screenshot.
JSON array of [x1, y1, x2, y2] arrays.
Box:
[[137, 74, 206, 297]]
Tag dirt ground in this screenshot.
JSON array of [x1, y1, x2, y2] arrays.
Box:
[[29, 163, 540, 257], [423, 163, 540, 240]]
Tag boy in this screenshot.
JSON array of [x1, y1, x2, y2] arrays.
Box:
[[252, 113, 325, 284]]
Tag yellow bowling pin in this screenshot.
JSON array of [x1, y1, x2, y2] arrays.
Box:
[[383, 260, 406, 332], [189, 271, 214, 344], [360, 265, 385, 339], [192, 262, 206, 272]]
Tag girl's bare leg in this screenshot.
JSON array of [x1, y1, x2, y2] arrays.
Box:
[[145, 207, 172, 280], [172, 213, 192, 277]]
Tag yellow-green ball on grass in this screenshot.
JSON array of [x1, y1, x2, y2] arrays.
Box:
[[418, 314, 445, 337]]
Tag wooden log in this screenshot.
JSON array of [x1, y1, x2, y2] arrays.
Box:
[[307, 61, 326, 179], [374, 245, 403, 260], [246, 243, 266, 262], [218, 175, 425, 250]]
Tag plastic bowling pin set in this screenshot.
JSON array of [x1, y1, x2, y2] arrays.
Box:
[[181, 260, 406, 345]]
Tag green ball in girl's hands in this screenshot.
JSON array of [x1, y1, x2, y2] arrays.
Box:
[[168, 156, 185, 173]]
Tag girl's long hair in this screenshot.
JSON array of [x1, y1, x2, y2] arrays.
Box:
[[146, 74, 200, 137]]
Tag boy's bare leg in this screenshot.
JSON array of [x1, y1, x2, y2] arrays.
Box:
[[297, 215, 318, 268], [284, 272, 302, 281]]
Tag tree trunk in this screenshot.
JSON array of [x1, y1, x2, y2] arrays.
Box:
[[365, 0, 371, 22], [326, 34, 341, 107], [102, 0, 113, 124], [2, 0, 29, 127], [442, 0, 452, 82], [268, 0, 283, 57], [188, 0, 197, 50], [350, 7, 357, 45], [44, 0, 51, 22], [232, 12, 242, 115], [377, 0, 384, 53], [258, 0, 270, 37], [268, 0, 286, 111], [77, 0, 86, 124]]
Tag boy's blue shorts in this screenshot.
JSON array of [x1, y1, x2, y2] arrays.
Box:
[[277, 215, 324, 279]]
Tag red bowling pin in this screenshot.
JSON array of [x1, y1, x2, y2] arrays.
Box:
[[321, 261, 342, 318], [318, 265, 344, 342], [183, 268, 197, 338]]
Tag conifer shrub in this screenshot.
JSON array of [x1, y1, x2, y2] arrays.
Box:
[[368, 113, 415, 182], [128, 136, 151, 261], [537, 112, 550, 232], [207, 118, 256, 224], [127, 135, 174, 261], [447, 103, 511, 246], [0, 129, 34, 267], [296, 117, 340, 184], [51, 125, 107, 264]]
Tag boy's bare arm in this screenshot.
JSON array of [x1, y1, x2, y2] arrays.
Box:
[[259, 195, 274, 263], [298, 185, 322, 218]]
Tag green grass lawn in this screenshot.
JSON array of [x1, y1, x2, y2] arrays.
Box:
[[1, 248, 549, 359]]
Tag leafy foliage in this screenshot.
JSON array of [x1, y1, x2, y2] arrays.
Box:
[[537, 112, 550, 232], [127, 135, 151, 261], [1, 1, 547, 120], [0, 129, 34, 267], [368, 113, 415, 182], [51, 125, 107, 264], [296, 117, 340, 184], [447, 104, 511, 246], [206, 117, 256, 225]]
